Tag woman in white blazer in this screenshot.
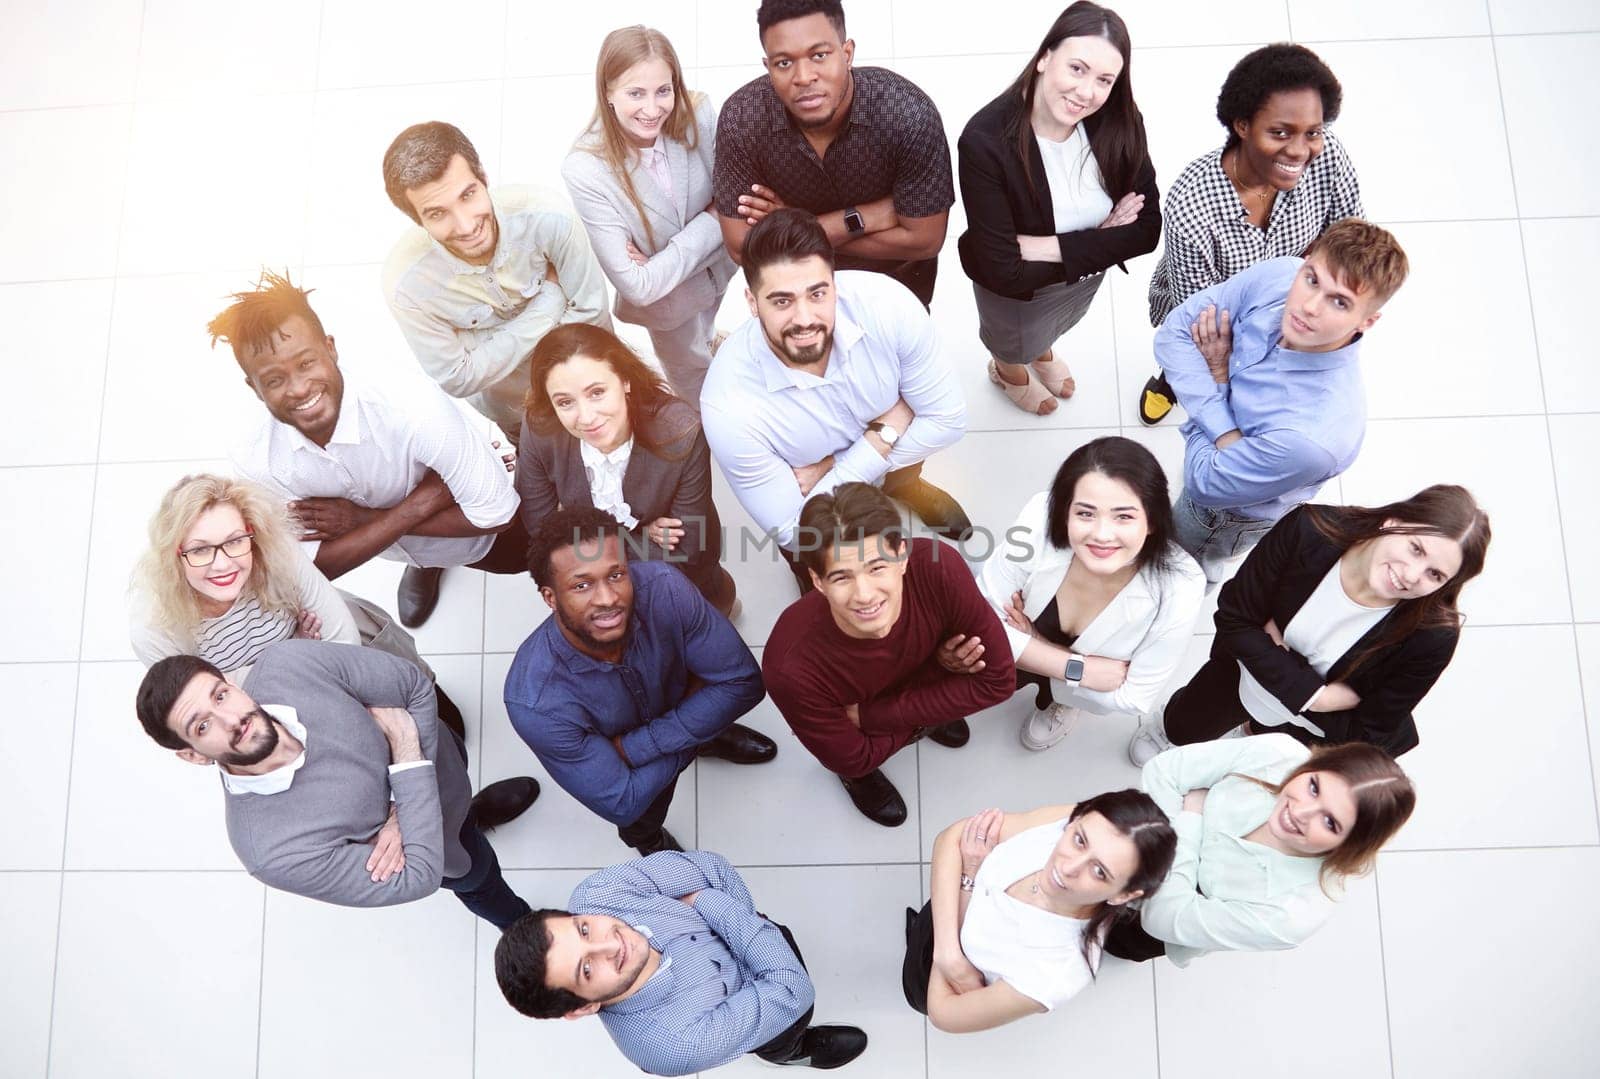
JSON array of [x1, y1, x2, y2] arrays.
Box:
[[561, 26, 736, 409], [980, 436, 1205, 751]]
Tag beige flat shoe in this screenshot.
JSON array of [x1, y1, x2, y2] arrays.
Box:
[[988, 359, 1058, 416]]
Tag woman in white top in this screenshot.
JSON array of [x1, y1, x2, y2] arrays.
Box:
[[1108, 733, 1414, 965], [561, 26, 736, 410], [956, 1, 1160, 415], [129, 474, 462, 735], [903, 789, 1175, 1032], [980, 436, 1204, 752]]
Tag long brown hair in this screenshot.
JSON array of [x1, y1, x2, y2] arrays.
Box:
[[578, 26, 701, 250], [1239, 742, 1415, 891], [522, 323, 683, 457], [1305, 485, 1490, 678], [1008, 2, 1147, 201]]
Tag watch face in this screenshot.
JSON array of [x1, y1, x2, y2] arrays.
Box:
[[1065, 658, 1085, 681]]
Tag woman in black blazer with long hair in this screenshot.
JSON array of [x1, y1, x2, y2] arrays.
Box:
[[1129, 485, 1490, 762], [516, 323, 736, 617], [957, 1, 1160, 416]]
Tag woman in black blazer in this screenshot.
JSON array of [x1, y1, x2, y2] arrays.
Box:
[[1130, 486, 1490, 762], [957, 1, 1160, 416], [516, 323, 736, 616]]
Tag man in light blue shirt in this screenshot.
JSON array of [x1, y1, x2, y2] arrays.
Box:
[[1153, 218, 1409, 581], [493, 850, 868, 1075], [700, 208, 969, 590]]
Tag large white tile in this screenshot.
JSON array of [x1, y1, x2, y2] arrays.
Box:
[[1523, 217, 1600, 413], [118, 94, 313, 276], [1292, 0, 1489, 39], [50, 871, 264, 1079], [1154, 874, 1390, 1079], [498, 75, 598, 192], [697, 688, 923, 866], [475, 869, 653, 1079], [336, 555, 488, 655], [0, 665, 77, 869], [1550, 415, 1600, 622], [1064, 0, 1288, 51], [1380, 847, 1600, 1079], [1362, 220, 1542, 418], [80, 459, 229, 663], [720, 864, 926, 1077], [1130, 44, 1274, 194], [0, 280, 114, 465], [317, 0, 509, 90], [258, 888, 476, 1079], [930, 956, 1158, 1078], [1498, 34, 1600, 217], [0, 0, 140, 110], [0, 466, 94, 662], [1578, 624, 1600, 816], [426, 651, 487, 784], [1391, 625, 1596, 850], [506, 3, 702, 78], [484, 568, 549, 653], [1312, 38, 1517, 222], [0, 872, 60, 1079], [478, 652, 700, 868], [97, 273, 268, 462], [0, 107, 131, 283], [136, 0, 321, 100], [1338, 416, 1570, 626], [698, 0, 894, 70], [1488, 0, 1600, 34], [63, 660, 242, 870], [306, 80, 505, 267]]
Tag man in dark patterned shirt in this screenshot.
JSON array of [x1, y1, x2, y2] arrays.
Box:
[[714, 0, 954, 309]]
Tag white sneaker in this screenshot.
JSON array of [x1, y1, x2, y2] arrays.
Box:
[[1127, 720, 1172, 767], [1020, 703, 1079, 751]]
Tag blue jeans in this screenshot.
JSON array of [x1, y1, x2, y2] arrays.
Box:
[[441, 811, 531, 931], [1171, 488, 1276, 584]]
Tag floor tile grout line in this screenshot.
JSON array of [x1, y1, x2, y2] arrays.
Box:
[[254, 888, 268, 1079], [1372, 863, 1398, 1079], [1485, 2, 1600, 839], [45, 0, 148, 1066]]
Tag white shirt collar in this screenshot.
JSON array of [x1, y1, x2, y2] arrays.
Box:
[[219, 705, 309, 796]]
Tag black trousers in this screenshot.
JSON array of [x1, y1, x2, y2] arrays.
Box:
[[837, 254, 938, 310], [617, 776, 679, 849], [900, 901, 937, 1014], [751, 922, 815, 1063], [1101, 917, 1167, 963], [466, 514, 532, 575], [1163, 656, 1310, 747]]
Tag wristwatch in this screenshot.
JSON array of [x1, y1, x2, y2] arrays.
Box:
[[843, 206, 866, 234], [1062, 652, 1085, 688], [866, 421, 900, 446]]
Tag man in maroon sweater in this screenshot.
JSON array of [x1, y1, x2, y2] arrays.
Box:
[[763, 483, 1016, 826]]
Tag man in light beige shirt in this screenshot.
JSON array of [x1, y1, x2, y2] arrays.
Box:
[[381, 121, 613, 439]]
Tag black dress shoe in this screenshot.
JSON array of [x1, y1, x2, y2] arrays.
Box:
[[778, 1025, 869, 1069], [894, 478, 973, 542], [470, 777, 540, 830], [397, 565, 444, 628], [839, 770, 907, 827], [925, 718, 970, 748], [630, 827, 684, 858], [696, 723, 777, 764]]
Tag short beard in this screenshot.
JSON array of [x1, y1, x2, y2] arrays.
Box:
[[556, 604, 629, 655], [221, 707, 282, 768], [768, 325, 832, 369]]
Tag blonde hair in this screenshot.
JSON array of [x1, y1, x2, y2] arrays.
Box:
[[578, 26, 701, 250], [131, 474, 304, 647]]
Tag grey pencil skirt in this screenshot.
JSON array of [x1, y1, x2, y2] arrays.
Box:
[[974, 272, 1104, 364]]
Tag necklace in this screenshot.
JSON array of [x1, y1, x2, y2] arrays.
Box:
[[1225, 149, 1275, 203]]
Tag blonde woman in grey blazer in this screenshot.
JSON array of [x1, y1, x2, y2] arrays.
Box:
[[979, 437, 1204, 751], [561, 26, 736, 410]]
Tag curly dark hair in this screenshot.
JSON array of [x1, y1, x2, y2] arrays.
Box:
[[757, 0, 846, 43], [1216, 43, 1342, 147]]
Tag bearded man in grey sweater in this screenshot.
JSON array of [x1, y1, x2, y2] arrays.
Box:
[[135, 639, 539, 928]]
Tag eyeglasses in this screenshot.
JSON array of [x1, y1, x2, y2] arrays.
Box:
[[178, 531, 255, 568]]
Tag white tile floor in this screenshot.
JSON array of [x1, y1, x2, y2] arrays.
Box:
[[3, 2, 1597, 1077]]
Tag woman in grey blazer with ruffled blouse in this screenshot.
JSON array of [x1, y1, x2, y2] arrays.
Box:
[[561, 26, 736, 410]]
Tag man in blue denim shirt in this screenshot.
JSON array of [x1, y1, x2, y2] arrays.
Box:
[[504, 508, 773, 856], [494, 850, 868, 1075], [1153, 218, 1409, 582]]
